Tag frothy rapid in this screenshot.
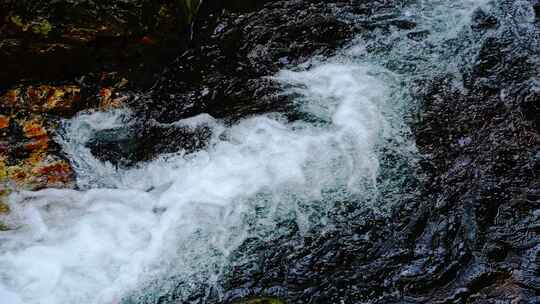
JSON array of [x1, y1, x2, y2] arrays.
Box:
[[0, 0, 494, 303], [0, 64, 396, 304]]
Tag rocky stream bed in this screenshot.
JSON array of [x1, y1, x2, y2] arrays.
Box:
[[0, 1, 539, 304]]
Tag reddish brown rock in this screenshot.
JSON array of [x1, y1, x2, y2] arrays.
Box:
[[0, 115, 75, 210], [1, 85, 81, 116], [22, 118, 48, 139], [0, 86, 79, 203], [28, 85, 81, 114], [0, 77, 131, 202], [0, 115, 9, 129]]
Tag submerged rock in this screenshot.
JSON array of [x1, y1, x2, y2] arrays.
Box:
[[87, 122, 212, 167]]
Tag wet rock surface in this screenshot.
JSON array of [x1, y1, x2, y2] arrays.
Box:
[[135, 0, 359, 123], [1, 0, 539, 303], [405, 3, 540, 300], [95, 0, 405, 165], [0, 0, 202, 204], [0, 76, 132, 199], [146, 1, 537, 303], [0, 85, 80, 195], [0, 0, 201, 89]]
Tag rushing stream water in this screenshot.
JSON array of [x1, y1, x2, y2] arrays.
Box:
[[0, 0, 500, 303]]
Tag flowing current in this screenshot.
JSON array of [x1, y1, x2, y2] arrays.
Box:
[[0, 1, 496, 303]]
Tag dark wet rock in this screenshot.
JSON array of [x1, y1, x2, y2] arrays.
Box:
[[99, 0, 419, 165], [407, 30, 430, 42], [84, 2, 538, 301], [87, 122, 212, 167], [472, 9, 499, 30], [403, 4, 540, 301], [159, 1, 538, 303], [90, 0, 369, 165], [0, 0, 201, 89], [134, 0, 361, 124]]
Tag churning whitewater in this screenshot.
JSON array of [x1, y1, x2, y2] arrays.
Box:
[[0, 0, 493, 303], [0, 64, 396, 304]]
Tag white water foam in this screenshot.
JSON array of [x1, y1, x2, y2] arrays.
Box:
[[0, 64, 395, 304]]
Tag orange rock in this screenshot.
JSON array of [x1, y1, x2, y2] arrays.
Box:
[[1, 88, 22, 108], [99, 87, 112, 99], [101, 96, 127, 109], [99, 87, 124, 109], [24, 137, 49, 153], [3, 157, 74, 190], [0, 159, 6, 180], [34, 161, 73, 185], [22, 119, 48, 138], [26, 86, 47, 110], [1, 85, 81, 115], [0, 115, 9, 129], [43, 85, 81, 112], [35, 161, 70, 175], [0, 163, 11, 213], [27, 85, 81, 113], [0, 85, 79, 193], [9, 168, 27, 183]]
